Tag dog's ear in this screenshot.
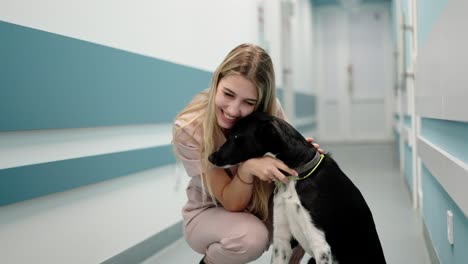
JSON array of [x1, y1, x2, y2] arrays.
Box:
[[271, 119, 291, 143], [256, 118, 287, 151]]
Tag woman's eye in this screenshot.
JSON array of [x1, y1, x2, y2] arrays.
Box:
[[224, 92, 234, 97], [245, 102, 255, 106]]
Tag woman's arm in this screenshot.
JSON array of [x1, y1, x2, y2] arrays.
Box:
[[174, 122, 292, 211], [205, 167, 254, 211], [205, 155, 297, 212]]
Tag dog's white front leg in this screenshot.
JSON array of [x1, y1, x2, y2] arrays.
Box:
[[271, 187, 293, 264], [285, 182, 332, 264]]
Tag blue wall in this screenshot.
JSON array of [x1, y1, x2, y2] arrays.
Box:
[[404, 143, 413, 192], [417, 0, 449, 46], [422, 164, 468, 264], [393, 113, 400, 155], [403, 114, 412, 193], [415, 1, 468, 263], [0, 21, 211, 131], [295, 92, 317, 118], [276, 89, 317, 135], [0, 21, 318, 206], [313, 0, 390, 7], [421, 118, 468, 164], [394, 130, 400, 158], [404, 115, 412, 129], [0, 21, 211, 206], [419, 117, 468, 263]]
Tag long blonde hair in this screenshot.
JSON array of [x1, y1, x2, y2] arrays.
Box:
[[173, 43, 278, 221]]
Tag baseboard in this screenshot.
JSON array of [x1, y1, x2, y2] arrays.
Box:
[[422, 219, 441, 264], [101, 221, 183, 264]]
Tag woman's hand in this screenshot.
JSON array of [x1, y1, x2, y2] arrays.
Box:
[[289, 245, 306, 264], [238, 155, 297, 184], [306, 137, 324, 154]]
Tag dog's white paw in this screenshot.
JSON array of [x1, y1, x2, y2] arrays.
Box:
[[270, 245, 292, 264], [313, 245, 332, 264]]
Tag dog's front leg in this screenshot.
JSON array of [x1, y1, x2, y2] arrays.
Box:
[[271, 189, 293, 264], [285, 183, 332, 264]]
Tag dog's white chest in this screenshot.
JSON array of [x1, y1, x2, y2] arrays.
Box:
[[274, 181, 314, 248], [271, 181, 334, 264]]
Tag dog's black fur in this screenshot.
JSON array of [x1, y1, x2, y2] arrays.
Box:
[[209, 112, 386, 263]]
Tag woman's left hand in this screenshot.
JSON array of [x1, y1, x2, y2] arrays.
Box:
[[306, 137, 324, 154]]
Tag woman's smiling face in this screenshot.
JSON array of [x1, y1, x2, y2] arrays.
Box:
[[214, 75, 258, 130]]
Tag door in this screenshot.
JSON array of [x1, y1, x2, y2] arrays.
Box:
[[316, 7, 347, 141], [281, 0, 294, 119], [316, 4, 393, 142]]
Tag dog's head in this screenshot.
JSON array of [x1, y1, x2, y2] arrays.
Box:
[[209, 111, 305, 167]]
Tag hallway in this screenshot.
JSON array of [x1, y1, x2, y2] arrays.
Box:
[[2, 1, 467, 263], [144, 143, 431, 264]]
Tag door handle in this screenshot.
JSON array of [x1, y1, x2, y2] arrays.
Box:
[[347, 64, 353, 95]]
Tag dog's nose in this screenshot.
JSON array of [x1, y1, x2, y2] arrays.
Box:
[[208, 154, 217, 165]]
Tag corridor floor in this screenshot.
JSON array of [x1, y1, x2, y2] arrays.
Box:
[[144, 143, 431, 264]]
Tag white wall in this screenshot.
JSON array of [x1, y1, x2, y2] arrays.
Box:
[[0, 164, 190, 264], [0, 0, 314, 91], [261, 0, 314, 93], [261, 0, 315, 125], [291, 0, 315, 94], [0, 0, 264, 263], [392, 1, 468, 262], [0, 0, 259, 72], [0, 1, 318, 262], [261, 0, 283, 87]]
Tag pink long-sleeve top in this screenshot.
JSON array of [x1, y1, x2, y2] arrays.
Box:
[[173, 95, 286, 225]]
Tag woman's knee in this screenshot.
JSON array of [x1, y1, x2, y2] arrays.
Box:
[[183, 227, 206, 255], [220, 218, 270, 260], [243, 229, 270, 260], [183, 210, 270, 263]]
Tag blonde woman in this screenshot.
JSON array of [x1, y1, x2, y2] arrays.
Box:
[[173, 43, 320, 264]]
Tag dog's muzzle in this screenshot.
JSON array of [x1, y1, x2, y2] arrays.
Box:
[[208, 153, 218, 165]]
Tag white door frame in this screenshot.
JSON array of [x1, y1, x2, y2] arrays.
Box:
[[316, 6, 348, 142], [316, 3, 393, 143], [280, 0, 295, 120]]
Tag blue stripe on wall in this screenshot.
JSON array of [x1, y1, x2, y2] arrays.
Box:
[[275, 89, 317, 119], [276, 88, 284, 104], [404, 143, 413, 192], [276, 89, 317, 134], [421, 118, 468, 164], [0, 21, 212, 131], [422, 164, 468, 264], [297, 123, 317, 136], [394, 130, 400, 159], [417, 0, 449, 46], [404, 115, 412, 128], [312, 0, 340, 7], [0, 145, 174, 206], [313, 0, 390, 7], [102, 221, 183, 264], [295, 92, 317, 118]]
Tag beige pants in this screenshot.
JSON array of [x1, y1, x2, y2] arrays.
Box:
[[184, 207, 270, 264]]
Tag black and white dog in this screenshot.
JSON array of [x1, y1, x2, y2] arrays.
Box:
[[209, 112, 386, 264]]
